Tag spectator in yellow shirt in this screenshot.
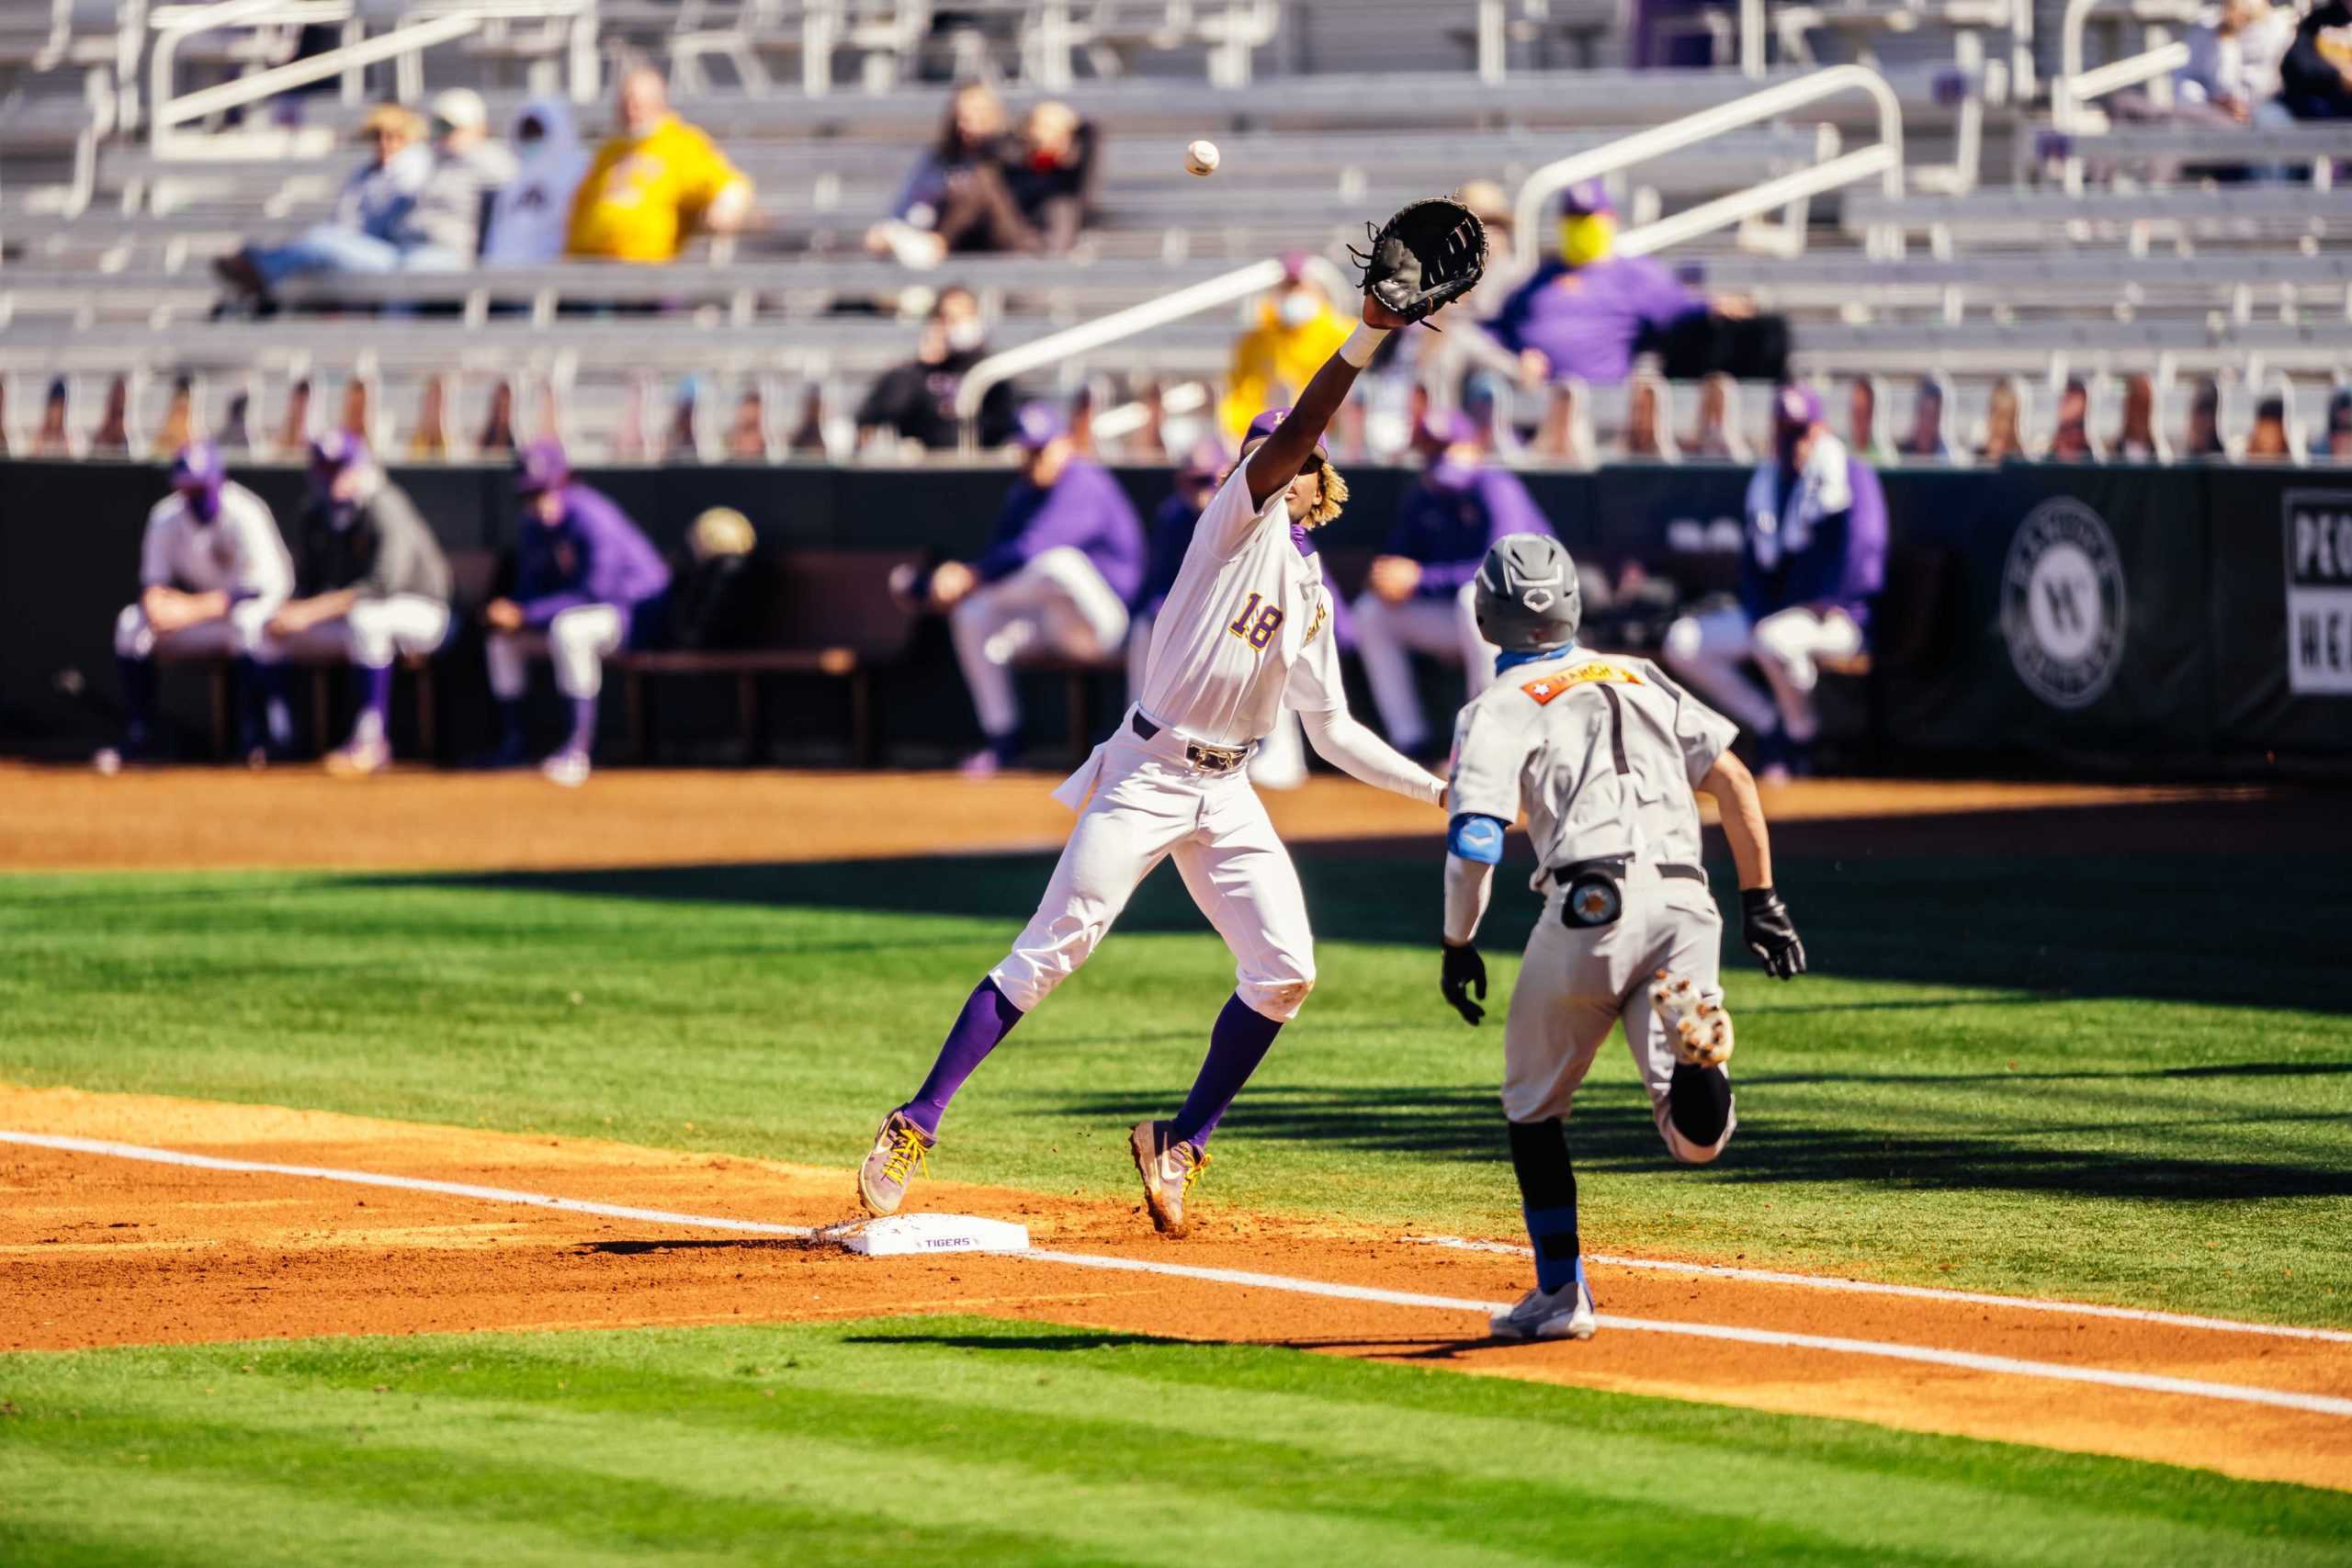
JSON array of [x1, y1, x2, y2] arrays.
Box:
[[566, 68, 752, 263], [1216, 254, 1355, 441]]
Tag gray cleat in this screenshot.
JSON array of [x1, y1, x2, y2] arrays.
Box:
[[1489, 1278, 1599, 1341], [857, 1110, 934, 1216], [1129, 1120, 1208, 1236]]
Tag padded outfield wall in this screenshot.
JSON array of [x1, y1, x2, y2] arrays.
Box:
[[1, 457, 2344, 773]]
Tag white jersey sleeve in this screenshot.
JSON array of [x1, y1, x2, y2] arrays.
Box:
[[1448, 686, 1541, 826], [1281, 587, 1347, 715], [138, 499, 180, 588], [219, 484, 295, 602], [1197, 461, 1277, 558]]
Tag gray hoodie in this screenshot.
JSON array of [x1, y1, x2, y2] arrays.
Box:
[[482, 96, 590, 265]]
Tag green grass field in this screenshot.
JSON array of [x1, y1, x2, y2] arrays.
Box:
[[6, 1318, 2351, 1567], [4, 822, 2350, 1563]]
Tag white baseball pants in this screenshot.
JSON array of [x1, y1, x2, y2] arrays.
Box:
[[952, 547, 1129, 739], [1662, 604, 1862, 743], [1128, 612, 1306, 790], [257, 595, 450, 669], [486, 603, 627, 701], [1350, 581, 1498, 752], [989, 721, 1316, 1023], [1502, 865, 1735, 1165], [114, 595, 281, 660]]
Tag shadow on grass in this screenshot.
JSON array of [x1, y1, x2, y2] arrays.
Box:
[[842, 1332, 1166, 1353]]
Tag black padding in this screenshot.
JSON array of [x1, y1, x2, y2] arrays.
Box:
[[1668, 1062, 1733, 1147], [1506, 1117, 1577, 1210]]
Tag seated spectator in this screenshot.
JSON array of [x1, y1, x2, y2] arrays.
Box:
[[999, 100, 1097, 254], [1622, 371, 1675, 459], [915, 404, 1144, 775], [1977, 378, 2028, 462], [216, 390, 254, 455], [91, 376, 130, 456], [153, 377, 195, 457], [1219, 254, 1354, 442], [277, 378, 313, 457], [2245, 394, 2294, 458], [478, 378, 516, 455], [1491, 181, 1788, 393], [2177, 0, 2278, 122], [2112, 373, 2163, 460], [483, 96, 589, 265], [1895, 376, 1950, 458], [481, 440, 673, 786], [103, 443, 297, 768], [2184, 377, 2230, 457], [1663, 387, 1886, 782], [30, 377, 69, 456], [212, 105, 433, 299], [398, 90, 512, 267], [1845, 376, 1888, 463], [1353, 412, 1554, 760], [409, 376, 450, 459], [866, 83, 1010, 268], [566, 68, 752, 264], [855, 285, 1018, 450], [261, 433, 453, 775], [726, 388, 769, 458], [2046, 378, 2098, 460], [2278, 0, 2352, 119], [1686, 372, 1750, 460], [664, 378, 702, 460], [2314, 388, 2352, 460]]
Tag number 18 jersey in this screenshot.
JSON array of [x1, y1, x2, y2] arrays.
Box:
[[1136, 463, 1346, 748]]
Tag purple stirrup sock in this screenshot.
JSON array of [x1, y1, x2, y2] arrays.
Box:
[[1169, 992, 1283, 1152], [901, 978, 1024, 1137], [564, 695, 598, 755], [360, 664, 393, 723]]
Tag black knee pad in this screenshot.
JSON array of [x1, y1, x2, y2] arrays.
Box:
[[1667, 1063, 1733, 1149], [1506, 1117, 1577, 1211]]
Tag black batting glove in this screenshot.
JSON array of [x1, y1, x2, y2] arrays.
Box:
[[1441, 941, 1487, 1026], [1741, 886, 1807, 980]]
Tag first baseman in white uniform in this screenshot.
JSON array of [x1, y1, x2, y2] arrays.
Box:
[[859, 241, 1459, 1235], [104, 441, 296, 767], [1440, 534, 1807, 1339]]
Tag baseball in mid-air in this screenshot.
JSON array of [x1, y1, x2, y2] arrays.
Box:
[[1183, 139, 1220, 176]]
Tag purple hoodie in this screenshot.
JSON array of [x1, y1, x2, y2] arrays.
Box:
[[1488, 256, 1702, 387], [514, 482, 673, 628], [1385, 461, 1556, 597], [1738, 455, 1888, 630], [975, 457, 1146, 606]]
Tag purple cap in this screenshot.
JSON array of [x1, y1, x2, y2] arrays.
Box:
[[1178, 439, 1227, 480], [169, 440, 225, 493], [1012, 401, 1067, 450], [1559, 179, 1614, 218], [1774, 384, 1824, 431], [514, 436, 570, 494], [309, 428, 369, 474], [1242, 407, 1327, 454]]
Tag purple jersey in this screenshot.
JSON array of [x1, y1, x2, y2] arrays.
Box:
[[1488, 256, 1702, 387], [514, 481, 672, 629], [1384, 462, 1556, 597], [1739, 450, 1888, 631], [976, 457, 1147, 606]]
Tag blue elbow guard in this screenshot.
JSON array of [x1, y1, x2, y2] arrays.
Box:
[[1447, 813, 1507, 864]]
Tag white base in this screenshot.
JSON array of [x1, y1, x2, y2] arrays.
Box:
[[832, 1213, 1032, 1257]]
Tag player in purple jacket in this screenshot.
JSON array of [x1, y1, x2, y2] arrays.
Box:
[[1351, 412, 1555, 758], [917, 402, 1145, 776], [1663, 385, 1888, 782], [481, 438, 672, 786]]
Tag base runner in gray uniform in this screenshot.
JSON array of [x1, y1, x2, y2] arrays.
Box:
[[1438, 535, 1808, 1341]]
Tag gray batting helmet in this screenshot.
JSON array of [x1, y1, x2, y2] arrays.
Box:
[[1474, 533, 1582, 652]]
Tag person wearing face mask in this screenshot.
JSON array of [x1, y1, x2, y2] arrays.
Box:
[[484, 96, 589, 266], [1490, 181, 1787, 393], [213, 105, 433, 302], [257, 433, 454, 776], [1219, 256, 1355, 442], [1663, 386, 1887, 783], [566, 67, 752, 264], [854, 285, 1018, 449], [1351, 412, 1555, 759], [100, 443, 296, 771]]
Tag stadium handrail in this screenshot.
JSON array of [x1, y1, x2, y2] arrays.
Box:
[[2052, 0, 2192, 136], [1511, 65, 1909, 268]]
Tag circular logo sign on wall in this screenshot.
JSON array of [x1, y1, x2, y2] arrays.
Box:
[[2001, 498, 2128, 710]]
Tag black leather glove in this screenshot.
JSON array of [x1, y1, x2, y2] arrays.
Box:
[[1741, 886, 1807, 979], [1441, 941, 1487, 1025]]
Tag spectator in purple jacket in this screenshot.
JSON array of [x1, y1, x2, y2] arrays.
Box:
[[920, 403, 1145, 776], [1663, 385, 1888, 782], [1352, 411, 1556, 757], [1488, 180, 1786, 390], [481, 438, 672, 787]]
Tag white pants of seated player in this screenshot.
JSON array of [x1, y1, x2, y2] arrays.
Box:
[[989, 729, 1316, 1023], [114, 595, 281, 660], [484, 603, 626, 701], [254, 595, 449, 670], [1351, 580, 1498, 752], [1504, 864, 1735, 1165], [1127, 613, 1307, 790], [1662, 604, 1862, 744], [951, 547, 1130, 740]]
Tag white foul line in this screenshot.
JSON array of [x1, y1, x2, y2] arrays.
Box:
[[6, 1129, 2349, 1422], [1404, 1235, 2352, 1346]]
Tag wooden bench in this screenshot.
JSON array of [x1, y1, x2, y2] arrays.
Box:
[[1008, 649, 1129, 765]]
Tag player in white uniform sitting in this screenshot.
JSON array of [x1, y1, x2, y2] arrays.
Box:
[[1439, 534, 1807, 1339], [855, 207, 1489, 1235]]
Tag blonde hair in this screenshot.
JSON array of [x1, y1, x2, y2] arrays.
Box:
[[1306, 456, 1347, 527]]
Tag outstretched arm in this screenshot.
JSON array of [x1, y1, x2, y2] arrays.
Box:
[[1243, 297, 1408, 508], [1296, 705, 1443, 806]]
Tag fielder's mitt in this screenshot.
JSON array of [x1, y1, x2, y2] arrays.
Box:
[[1350, 197, 1488, 326]]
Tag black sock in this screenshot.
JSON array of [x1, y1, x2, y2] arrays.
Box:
[[1507, 1119, 1582, 1294], [1668, 1063, 1733, 1148]]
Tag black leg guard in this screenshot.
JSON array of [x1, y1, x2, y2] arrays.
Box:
[[1667, 1063, 1733, 1149], [1506, 1118, 1577, 1211]]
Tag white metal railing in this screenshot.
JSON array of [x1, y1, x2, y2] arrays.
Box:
[[2054, 0, 2188, 130], [1513, 65, 1908, 268]]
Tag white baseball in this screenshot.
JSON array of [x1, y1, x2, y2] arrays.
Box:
[[1183, 139, 1220, 177]]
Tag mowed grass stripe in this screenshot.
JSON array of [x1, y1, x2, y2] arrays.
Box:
[[7, 1321, 2352, 1567]]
